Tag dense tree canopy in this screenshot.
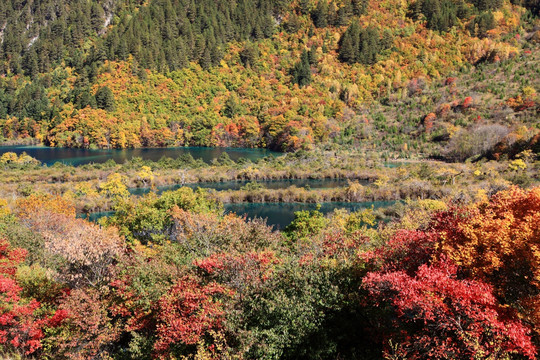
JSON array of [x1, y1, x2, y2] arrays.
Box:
[[0, 0, 537, 154], [1, 176, 540, 359], [0, 0, 291, 75]]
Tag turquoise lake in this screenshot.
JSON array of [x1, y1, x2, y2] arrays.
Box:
[[0, 145, 277, 166], [81, 201, 395, 230], [224, 201, 395, 229]]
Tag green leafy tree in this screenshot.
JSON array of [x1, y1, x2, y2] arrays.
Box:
[[284, 205, 328, 242]]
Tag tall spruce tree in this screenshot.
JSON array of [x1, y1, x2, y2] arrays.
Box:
[[312, 1, 329, 28], [95, 86, 115, 111], [291, 50, 312, 87]]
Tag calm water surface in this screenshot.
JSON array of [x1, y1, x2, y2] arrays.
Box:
[[224, 201, 396, 229], [0, 145, 277, 166], [81, 201, 395, 230]]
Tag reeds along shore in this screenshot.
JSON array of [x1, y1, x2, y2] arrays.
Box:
[[0, 150, 538, 215]]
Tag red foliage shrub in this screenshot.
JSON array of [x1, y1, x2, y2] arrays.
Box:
[[462, 96, 473, 109], [321, 231, 369, 259], [437, 103, 452, 117], [0, 239, 64, 355], [0, 240, 27, 277], [507, 95, 536, 112], [361, 187, 540, 358], [407, 78, 423, 96], [0, 276, 45, 355], [423, 113, 436, 132], [194, 250, 280, 288], [445, 77, 456, 86], [154, 276, 229, 357], [364, 258, 536, 359], [431, 187, 540, 338], [361, 230, 437, 275]]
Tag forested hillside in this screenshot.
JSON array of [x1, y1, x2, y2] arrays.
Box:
[[0, 0, 538, 155], [0, 0, 291, 73], [1, 1, 540, 359]]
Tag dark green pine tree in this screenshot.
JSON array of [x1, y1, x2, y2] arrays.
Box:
[[338, 23, 385, 65], [77, 88, 97, 109], [312, 1, 329, 28], [338, 30, 355, 63], [252, 23, 264, 40], [420, 0, 460, 32], [381, 29, 394, 50], [308, 45, 318, 65], [357, 26, 381, 65], [338, 21, 360, 63], [95, 86, 115, 111], [90, 3, 105, 33], [240, 43, 259, 67], [422, 0, 442, 28], [327, 0, 339, 26], [260, 14, 275, 38], [70, 69, 95, 109], [469, 11, 495, 37], [291, 50, 312, 87], [322, 42, 329, 53], [87, 62, 99, 83], [0, 2, 6, 21], [286, 12, 302, 33], [116, 39, 129, 61], [336, 4, 351, 26], [437, 0, 459, 31], [473, 0, 503, 11], [351, 0, 368, 15], [517, 0, 539, 16], [222, 93, 242, 118], [0, 0, 290, 76], [22, 49, 39, 78], [200, 47, 212, 70]]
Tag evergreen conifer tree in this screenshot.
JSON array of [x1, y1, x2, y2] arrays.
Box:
[[95, 86, 115, 111]]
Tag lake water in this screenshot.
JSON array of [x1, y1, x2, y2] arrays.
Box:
[[81, 201, 395, 230], [82, 211, 116, 223], [129, 178, 369, 195], [0, 145, 277, 166], [384, 162, 405, 168], [224, 201, 396, 229]]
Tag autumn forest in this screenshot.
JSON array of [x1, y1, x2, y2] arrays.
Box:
[[0, 0, 539, 358]]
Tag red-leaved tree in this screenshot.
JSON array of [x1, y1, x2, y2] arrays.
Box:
[[0, 239, 66, 356], [364, 258, 536, 359], [154, 276, 230, 358]]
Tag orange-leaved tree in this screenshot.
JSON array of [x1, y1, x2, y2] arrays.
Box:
[[433, 186, 540, 339]]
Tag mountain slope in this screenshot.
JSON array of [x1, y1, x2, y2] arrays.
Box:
[[0, 0, 538, 156]]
